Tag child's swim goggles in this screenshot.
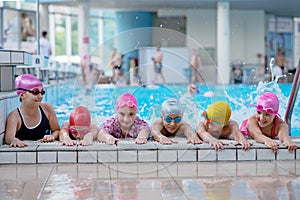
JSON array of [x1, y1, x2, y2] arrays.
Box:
[[163, 116, 182, 123], [65, 128, 89, 135], [201, 111, 225, 125], [255, 105, 276, 115]]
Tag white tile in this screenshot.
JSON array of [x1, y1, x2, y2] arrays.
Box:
[[217, 149, 236, 161], [138, 150, 157, 162], [38, 151, 57, 163], [198, 149, 216, 161], [98, 151, 117, 163], [0, 51, 11, 63], [178, 150, 197, 162], [257, 149, 276, 160], [58, 151, 77, 163], [118, 150, 137, 162], [17, 152, 36, 163], [0, 152, 16, 164], [158, 150, 177, 162], [0, 100, 6, 134], [297, 149, 300, 160], [277, 149, 295, 160], [78, 151, 97, 163], [11, 52, 24, 63], [237, 149, 256, 161]]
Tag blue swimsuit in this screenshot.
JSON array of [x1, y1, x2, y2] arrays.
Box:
[[15, 106, 51, 140]]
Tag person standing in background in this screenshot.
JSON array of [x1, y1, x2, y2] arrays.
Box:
[[190, 48, 202, 84], [152, 47, 166, 84], [34, 31, 52, 57]]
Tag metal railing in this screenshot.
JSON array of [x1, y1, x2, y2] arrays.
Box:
[[285, 58, 300, 135]]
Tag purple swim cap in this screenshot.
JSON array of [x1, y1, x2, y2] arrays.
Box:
[[15, 74, 43, 95]]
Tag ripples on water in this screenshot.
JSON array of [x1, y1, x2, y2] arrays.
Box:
[[53, 82, 300, 136]]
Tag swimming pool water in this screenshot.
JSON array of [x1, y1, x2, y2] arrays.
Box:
[[52, 83, 300, 136]]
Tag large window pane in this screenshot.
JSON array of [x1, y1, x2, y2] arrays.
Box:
[[55, 14, 66, 55], [71, 16, 78, 55]]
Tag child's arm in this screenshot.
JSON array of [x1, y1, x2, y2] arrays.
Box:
[[182, 122, 202, 144], [59, 121, 76, 146], [80, 124, 99, 146], [151, 119, 175, 144], [227, 120, 251, 150], [135, 129, 150, 144], [247, 116, 279, 152], [5, 111, 28, 148], [97, 129, 119, 145], [41, 102, 60, 142], [196, 121, 225, 150], [277, 121, 297, 152]]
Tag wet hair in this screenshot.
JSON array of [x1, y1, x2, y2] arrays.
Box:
[[160, 98, 183, 117]]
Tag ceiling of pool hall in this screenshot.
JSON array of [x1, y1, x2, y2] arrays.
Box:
[[54, 0, 300, 18]]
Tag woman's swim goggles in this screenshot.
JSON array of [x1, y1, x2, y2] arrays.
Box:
[[163, 116, 182, 123], [201, 111, 225, 125]]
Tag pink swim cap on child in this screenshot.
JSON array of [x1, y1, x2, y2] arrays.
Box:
[[69, 106, 91, 127], [116, 93, 138, 111], [256, 92, 279, 115], [15, 74, 43, 95]]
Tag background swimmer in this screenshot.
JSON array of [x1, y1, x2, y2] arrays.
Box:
[[151, 98, 202, 144]]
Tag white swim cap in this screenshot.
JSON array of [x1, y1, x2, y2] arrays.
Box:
[[160, 98, 183, 117]]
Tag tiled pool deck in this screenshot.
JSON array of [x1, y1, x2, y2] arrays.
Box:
[[0, 137, 299, 164]]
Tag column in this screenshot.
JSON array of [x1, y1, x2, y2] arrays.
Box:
[[115, 11, 153, 84], [78, 0, 90, 56], [40, 4, 49, 33], [217, 1, 230, 84]]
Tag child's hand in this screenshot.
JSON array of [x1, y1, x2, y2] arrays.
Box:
[[105, 135, 119, 145], [10, 138, 27, 148], [188, 136, 202, 144], [41, 135, 55, 143], [264, 139, 279, 153], [135, 137, 147, 144], [80, 138, 93, 146], [282, 140, 297, 152], [234, 138, 252, 150], [209, 139, 227, 150], [61, 137, 76, 146], [159, 135, 177, 145]]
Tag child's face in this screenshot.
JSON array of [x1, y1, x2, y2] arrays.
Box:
[[206, 119, 225, 133], [117, 107, 137, 129], [255, 110, 275, 128], [162, 114, 182, 134], [69, 125, 90, 139]]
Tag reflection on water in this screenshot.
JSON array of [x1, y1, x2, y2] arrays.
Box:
[[37, 175, 300, 200]]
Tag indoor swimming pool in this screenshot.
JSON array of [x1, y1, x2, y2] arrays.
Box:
[[52, 81, 300, 136]]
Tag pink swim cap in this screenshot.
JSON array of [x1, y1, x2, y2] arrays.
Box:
[[15, 74, 43, 95], [116, 93, 138, 111], [256, 92, 279, 115], [69, 106, 91, 127]]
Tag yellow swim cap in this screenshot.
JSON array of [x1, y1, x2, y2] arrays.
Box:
[[205, 101, 231, 125]]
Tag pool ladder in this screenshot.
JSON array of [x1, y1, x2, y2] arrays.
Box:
[[285, 58, 300, 135]]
